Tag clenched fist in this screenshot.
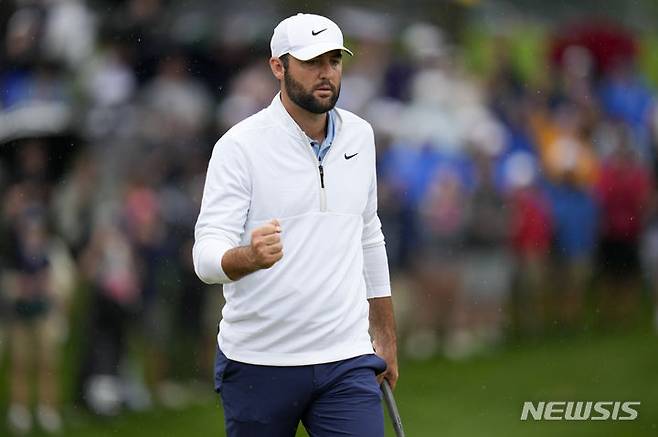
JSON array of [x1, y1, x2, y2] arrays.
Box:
[[248, 219, 283, 269]]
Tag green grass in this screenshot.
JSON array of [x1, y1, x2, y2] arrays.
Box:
[[8, 328, 657, 436], [393, 330, 658, 436]]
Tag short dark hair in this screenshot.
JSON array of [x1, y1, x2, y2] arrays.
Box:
[[279, 54, 289, 69]]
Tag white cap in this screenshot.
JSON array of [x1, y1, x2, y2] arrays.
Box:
[[271, 13, 353, 61]]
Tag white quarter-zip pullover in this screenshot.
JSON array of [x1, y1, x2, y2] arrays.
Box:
[[193, 93, 391, 366]]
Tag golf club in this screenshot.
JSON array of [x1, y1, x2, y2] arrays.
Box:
[[381, 379, 405, 437]]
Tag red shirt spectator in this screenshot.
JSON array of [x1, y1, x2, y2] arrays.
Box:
[[510, 187, 553, 257], [596, 150, 652, 242]]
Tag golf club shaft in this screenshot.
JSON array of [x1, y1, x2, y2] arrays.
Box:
[[381, 379, 405, 437]]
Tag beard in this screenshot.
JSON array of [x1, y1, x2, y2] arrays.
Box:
[[284, 69, 340, 114]]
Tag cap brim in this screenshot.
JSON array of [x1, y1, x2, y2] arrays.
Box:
[[289, 42, 353, 61]]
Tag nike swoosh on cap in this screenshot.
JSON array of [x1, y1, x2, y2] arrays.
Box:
[[312, 28, 327, 36]]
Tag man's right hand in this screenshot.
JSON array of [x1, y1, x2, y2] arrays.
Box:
[[248, 219, 283, 269], [221, 219, 283, 281]]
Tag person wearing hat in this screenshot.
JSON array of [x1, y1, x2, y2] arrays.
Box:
[[193, 13, 398, 436]]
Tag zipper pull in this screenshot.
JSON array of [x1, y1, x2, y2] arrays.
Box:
[[319, 165, 325, 188]]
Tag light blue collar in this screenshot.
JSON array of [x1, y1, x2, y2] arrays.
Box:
[[309, 110, 336, 162]]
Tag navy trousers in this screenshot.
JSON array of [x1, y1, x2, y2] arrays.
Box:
[[214, 347, 387, 437]]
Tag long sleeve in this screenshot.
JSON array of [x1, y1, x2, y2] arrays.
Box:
[[193, 135, 251, 284], [362, 131, 391, 298]]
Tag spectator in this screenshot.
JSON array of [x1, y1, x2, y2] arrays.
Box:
[[460, 149, 512, 353], [4, 188, 63, 434], [505, 152, 553, 336], [79, 221, 142, 416], [409, 164, 469, 359], [546, 165, 598, 328], [595, 123, 653, 323]]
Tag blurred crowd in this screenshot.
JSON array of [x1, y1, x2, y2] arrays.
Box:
[[1, 0, 658, 434]]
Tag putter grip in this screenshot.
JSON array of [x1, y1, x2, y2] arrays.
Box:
[[381, 380, 405, 437]]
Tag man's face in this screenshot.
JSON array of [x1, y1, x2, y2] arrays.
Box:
[[283, 50, 342, 114]]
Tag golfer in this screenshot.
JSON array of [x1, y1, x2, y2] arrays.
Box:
[[193, 13, 398, 437]]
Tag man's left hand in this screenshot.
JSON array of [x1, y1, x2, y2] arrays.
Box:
[[374, 341, 398, 390]]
